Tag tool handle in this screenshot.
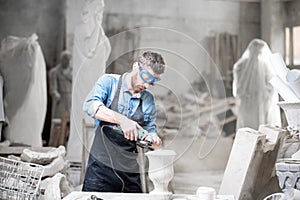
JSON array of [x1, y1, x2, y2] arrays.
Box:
[[110, 125, 148, 140], [90, 195, 103, 200]]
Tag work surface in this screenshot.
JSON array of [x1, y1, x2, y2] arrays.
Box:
[[63, 191, 235, 200]]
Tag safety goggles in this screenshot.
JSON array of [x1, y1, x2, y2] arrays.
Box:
[[139, 66, 160, 85]]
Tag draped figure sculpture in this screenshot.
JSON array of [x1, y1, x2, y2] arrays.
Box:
[[0, 34, 47, 146], [232, 39, 281, 130], [67, 0, 111, 162]]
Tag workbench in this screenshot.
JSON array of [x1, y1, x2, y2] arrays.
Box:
[[63, 191, 235, 200]]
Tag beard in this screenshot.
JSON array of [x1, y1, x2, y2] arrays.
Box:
[[134, 86, 144, 93], [131, 74, 144, 93]]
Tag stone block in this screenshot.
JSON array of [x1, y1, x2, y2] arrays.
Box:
[[43, 156, 69, 178], [40, 173, 73, 200], [21, 145, 66, 165], [219, 126, 285, 200]]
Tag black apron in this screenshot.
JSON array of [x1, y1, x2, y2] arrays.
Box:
[[82, 75, 143, 193]]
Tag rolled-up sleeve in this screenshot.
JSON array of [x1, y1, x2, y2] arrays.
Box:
[[83, 75, 111, 117]]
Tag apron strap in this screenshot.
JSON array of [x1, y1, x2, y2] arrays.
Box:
[[110, 74, 123, 112], [106, 73, 144, 126], [131, 98, 144, 126]]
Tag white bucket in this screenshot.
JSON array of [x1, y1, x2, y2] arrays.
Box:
[[196, 187, 216, 200]]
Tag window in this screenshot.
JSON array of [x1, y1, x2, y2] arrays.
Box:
[[285, 26, 300, 68]]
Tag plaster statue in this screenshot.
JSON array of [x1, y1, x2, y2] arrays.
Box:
[[232, 39, 281, 130], [0, 34, 47, 147], [49, 51, 72, 118], [67, 0, 111, 162]]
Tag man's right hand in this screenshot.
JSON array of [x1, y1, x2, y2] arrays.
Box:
[[119, 116, 142, 141], [95, 105, 142, 141]]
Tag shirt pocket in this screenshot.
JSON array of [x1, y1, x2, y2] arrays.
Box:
[[143, 112, 152, 122]]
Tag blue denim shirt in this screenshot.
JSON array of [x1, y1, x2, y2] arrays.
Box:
[[83, 73, 157, 134]]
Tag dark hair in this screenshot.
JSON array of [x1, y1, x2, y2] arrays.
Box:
[[137, 51, 166, 74]]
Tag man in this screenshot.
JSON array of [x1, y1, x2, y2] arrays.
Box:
[[49, 50, 72, 118], [82, 50, 166, 192]]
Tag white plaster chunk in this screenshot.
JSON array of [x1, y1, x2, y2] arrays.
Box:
[[21, 145, 66, 165], [269, 53, 299, 101], [219, 126, 285, 200], [42, 156, 69, 178], [219, 128, 264, 199], [7, 155, 21, 161], [258, 124, 285, 152], [40, 173, 73, 200]]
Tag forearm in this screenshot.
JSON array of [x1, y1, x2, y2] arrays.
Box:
[[94, 105, 126, 125]]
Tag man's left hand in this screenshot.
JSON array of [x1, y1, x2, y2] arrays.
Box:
[[150, 134, 162, 148]]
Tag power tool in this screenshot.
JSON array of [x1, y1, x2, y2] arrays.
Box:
[[107, 125, 154, 150]]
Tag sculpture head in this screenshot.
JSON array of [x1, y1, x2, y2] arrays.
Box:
[[248, 39, 266, 53], [81, 0, 104, 24], [60, 51, 72, 69]]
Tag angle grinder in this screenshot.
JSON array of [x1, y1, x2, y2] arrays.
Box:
[[108, 125, 154, 150]]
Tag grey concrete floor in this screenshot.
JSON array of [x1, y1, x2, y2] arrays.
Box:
[[172, 171, 224, 195]]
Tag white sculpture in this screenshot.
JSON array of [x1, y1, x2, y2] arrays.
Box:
[[232, 39, 281, 130], [67, 0, 111, 162], [0, 34, 47, 147], [146, 149, 176, 196]]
